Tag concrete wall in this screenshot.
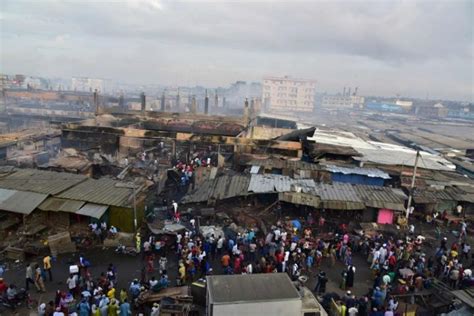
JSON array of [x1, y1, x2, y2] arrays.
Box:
[[210, 299, 301, 316]]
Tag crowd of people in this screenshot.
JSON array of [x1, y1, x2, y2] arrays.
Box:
[[1, 191, 473, 316]]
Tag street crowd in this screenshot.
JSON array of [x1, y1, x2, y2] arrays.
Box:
[[1, 177, 473, 316]]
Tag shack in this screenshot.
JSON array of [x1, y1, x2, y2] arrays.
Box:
[[206, 273, 326, 316]]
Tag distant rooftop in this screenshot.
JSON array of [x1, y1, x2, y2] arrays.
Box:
[[308, 129, 456, 171]]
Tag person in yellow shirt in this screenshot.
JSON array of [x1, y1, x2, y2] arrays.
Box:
[[178, 262, 186, 286], [91, 304, 100, 316], [107, 286, 116, 300], [120, 288, 128, 303], [43, 255, 53, 282], [108, 298, 119, 316]]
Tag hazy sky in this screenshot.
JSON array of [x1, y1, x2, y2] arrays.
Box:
[[1, 0, 473, 101]]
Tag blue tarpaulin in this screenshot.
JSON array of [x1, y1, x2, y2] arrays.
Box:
[[291, 220, 302, 230]]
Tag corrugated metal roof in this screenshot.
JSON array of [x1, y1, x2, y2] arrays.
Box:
[[352, 185, 407, 211], [250, 166, 260, 174], [248, 174, 316, 193], [247, 159, 320, 171], [183, 175, 250, 203], [182, 179, 215, 203], [323, 164, 391, 179], [0, 169, 87, 195], [413, 189, 459, 204], [0, 188, 17, 202], [299, 183, 406, 211], [76, 203, 108, 219], [279, 192, 321, 208], [213, 175, 250, 200], [0, 189, 48, 215], [309, 183, 365, 210], [57, 178, 133, 207], [354, 147, 455, 171], [308, 129, 455, 171], [38, 197, 85, 213], [207, 273, 300, 304]]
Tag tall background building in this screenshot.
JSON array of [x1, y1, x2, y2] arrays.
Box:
[[320, 87, 364, 109], [71, 77, 105, 93], [262, 76, 316, 113]]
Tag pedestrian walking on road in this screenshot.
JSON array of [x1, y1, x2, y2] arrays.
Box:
[[43, 255, 53, 281], [25, 263, 35, 291], [314, 271, 328, 294], [346, 265, 356, 289], [34, 264, 46, 292]]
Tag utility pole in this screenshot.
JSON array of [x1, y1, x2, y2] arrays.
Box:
[[132, 184, 137, 231], [406, 150, 420, 220]]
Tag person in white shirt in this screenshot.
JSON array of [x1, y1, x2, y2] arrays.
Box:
[[348, 306, 358, 316], [388, 297, 399, 311], [274, 228, 281, 241], [246, 263, 253, 274], [172, 201, 178, 214], [290, 241, 297, 252], [217, 236, 224, 253], [151, 303, 160, 316], [67, 274, 77, 292], [53, 307, 65, 316], [149, 277, 158, 288]]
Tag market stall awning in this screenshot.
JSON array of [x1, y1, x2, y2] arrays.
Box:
[[0, 189, 48, 215], [76, 203, 108, 219], [38, 197, 85, 213]]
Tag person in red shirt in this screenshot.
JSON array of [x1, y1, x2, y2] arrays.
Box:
[[388, 254, 397, 271], [0, 278, 7, 295], [275, 251, 284, 263], [234, 257, 241, 274]]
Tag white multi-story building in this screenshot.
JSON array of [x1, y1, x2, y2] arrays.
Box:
[[321, 95, 365, 109], [262, 76, 316, 113], [71, 77, 105, 93]]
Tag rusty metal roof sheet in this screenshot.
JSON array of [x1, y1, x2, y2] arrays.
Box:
[[0, 169, 87, 195], [57, 178, 133, 207]]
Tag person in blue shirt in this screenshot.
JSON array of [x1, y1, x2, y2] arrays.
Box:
[[129, 280, 140, 300], [77, 298, 90, 316], [120, 298, 132, 315]]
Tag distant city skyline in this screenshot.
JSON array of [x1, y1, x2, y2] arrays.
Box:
[[1, 0, 472, 102]]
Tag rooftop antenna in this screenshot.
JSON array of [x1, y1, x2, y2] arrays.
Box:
[[406, 150, 420, 220]]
